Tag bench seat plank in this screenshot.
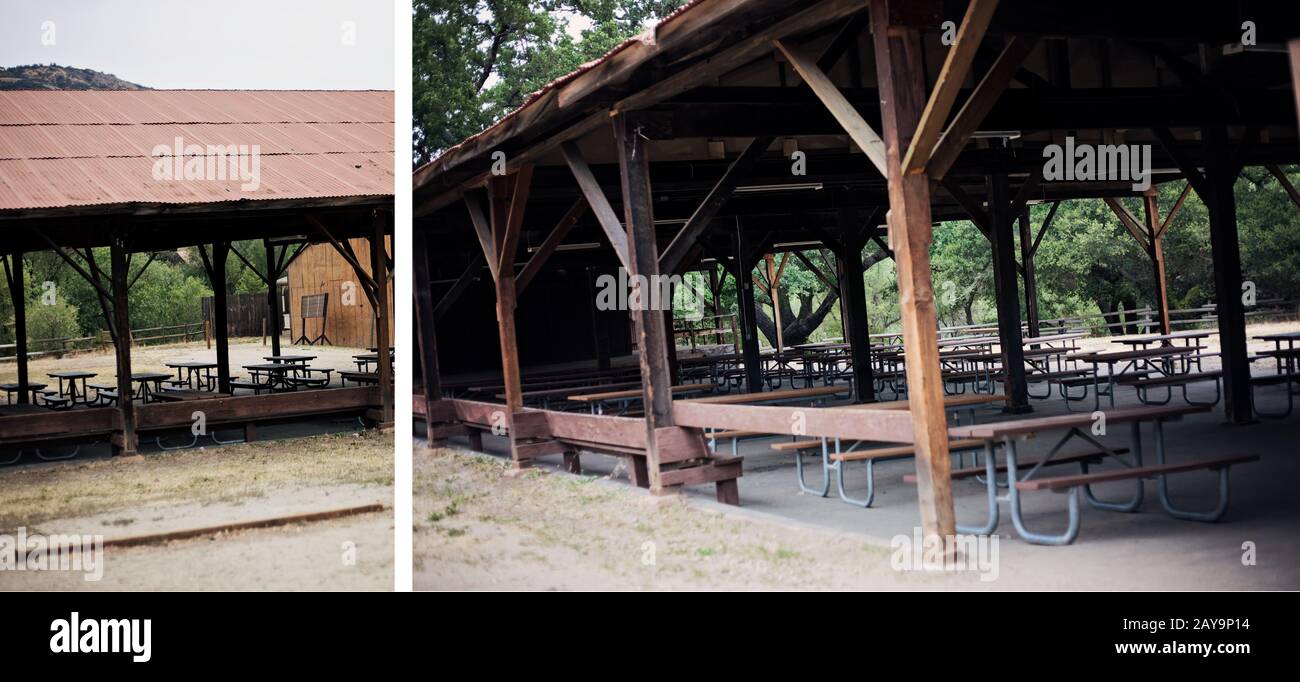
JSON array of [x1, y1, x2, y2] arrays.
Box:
[[1015, 454, 1259, 491]]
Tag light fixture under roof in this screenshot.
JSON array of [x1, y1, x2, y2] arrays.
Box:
[[733, 182, 824, 194]]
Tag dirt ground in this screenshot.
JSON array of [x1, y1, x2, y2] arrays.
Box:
[[0, 338, 373, 388], [0, 429, 393, 591], [414, 444, 969, 590]]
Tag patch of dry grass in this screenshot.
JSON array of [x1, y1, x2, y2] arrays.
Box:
[[0, 429, 393, 528]]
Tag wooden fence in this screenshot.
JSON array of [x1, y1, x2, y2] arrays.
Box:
[[202, 292, 283, 338]]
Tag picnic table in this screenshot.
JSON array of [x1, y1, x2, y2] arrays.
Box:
[[1113, 330, 1213, 350], [768, 394, 1006, 504], [242, 363, 296, 392], [1074, 345, 1198, 408], [165, 361, 219, 391], [1254, 330, 1300, 353], [265, 355, 316, 365], [943, 404, 1257, 545], [47, 370, 97, 406], [1, 382, 48, 405], [131, 372, 172, 402]]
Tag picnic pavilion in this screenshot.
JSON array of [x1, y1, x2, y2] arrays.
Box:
[[1, 90, 395, 456], [414, 1, 1300, 546]]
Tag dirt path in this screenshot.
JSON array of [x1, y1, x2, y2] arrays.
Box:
[[414, 445, 991, 591], [0, 430, 393, 591]]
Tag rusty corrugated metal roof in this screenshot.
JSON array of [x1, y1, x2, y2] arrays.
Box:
[[0, 90, 393, 211]]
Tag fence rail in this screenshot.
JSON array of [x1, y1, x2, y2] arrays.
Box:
[[0, 322, 204, 358]]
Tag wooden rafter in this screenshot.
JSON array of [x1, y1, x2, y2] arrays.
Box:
[[902, 0, 1000, 176], [1266, 165, 1300, 211], [227, 244, 268, 284], [303, 214, 379, 304], [792, 250, 838, 294], [463, 192, 498, 281], [774, 39, 887, 176], [1102, 197, 1150, 251], [1158, 182, 1193, 238], [497, 165, 534, 278], [126, 251, 158, 290], [940, 178, 991, 237], [436, 252, 485, 320], [1152, 127, 1209, 199], [560, 140, 632, 271], [659, 135, 774, 274], [925, 36, 1036, 180], [516, 197, 588, 295], [1030, 200, 1060, 256]]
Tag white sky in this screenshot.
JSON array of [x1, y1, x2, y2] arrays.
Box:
[[0, 0, 394, 89]]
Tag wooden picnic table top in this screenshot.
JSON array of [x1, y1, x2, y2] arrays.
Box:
[[131, 372, 172, 382], [1073, 345, 1198, 362], [948, 404, 1209, 439], [1113, 330, 1213, 345], [1021, 332, 1085, 345], [568, 383, 714, 402], [266, 355, 316, 363], [165, 360, 218, 368], [47, 370, 96, 379], [244, 363, 294, 372], [1254, 331, 1300, 341], [850, 394, 1007, 411], [937, 335, 999, 348], [682, 385, 848, 404], [153, 389, 233, 402]]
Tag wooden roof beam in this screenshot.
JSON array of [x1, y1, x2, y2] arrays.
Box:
[[902, 0, 1000, 176], [560, 140, 633, 272], [773, 38, 887, 176], [659, 135, 774, 275]]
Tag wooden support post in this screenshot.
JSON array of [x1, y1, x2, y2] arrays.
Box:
[[615, 112, 678, 491], [764, 254, 784, 352], [837, 208, 874, 402], [1203, 123, 1253, 422], [1017, 207, 1040, 338], [211, 243, 232, 394], [413, 231, 441, 439], [109, 232, 137, 455], [870, 0, 956, 546], [733, 224, 763, 393], [987, 173, 1031, 412], [264, 239, 281, 357], [6, 253, 29, 404], [371, 212, 394, 425], [1142, 191, 1172, 335], [488, 171, 530, 464]]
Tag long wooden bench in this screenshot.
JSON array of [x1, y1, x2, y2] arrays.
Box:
[[1115, 371, 1221, 406], [904, 447, 1125, 482], [1015, 453, 1258, 491], [686, 385, 847, 405]]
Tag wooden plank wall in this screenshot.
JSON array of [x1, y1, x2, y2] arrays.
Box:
[[285, 238, 395, 349], [202, 292, 275, 338]]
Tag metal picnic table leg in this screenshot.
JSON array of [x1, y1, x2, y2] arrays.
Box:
[[794, 436, 831, 497], [1005, 436, 1082, 545], [955, 440, 1000, 535], [1151, 419, 1232, 522], [1080, 422, 1144, 512]]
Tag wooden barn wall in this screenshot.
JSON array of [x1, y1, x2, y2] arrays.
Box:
[[285, 238, 394, 349], [202, 292, 271, 337], [427, 265, 631, 376]]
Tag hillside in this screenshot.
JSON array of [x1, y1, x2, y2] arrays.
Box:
[[0, 63, 146, 90]]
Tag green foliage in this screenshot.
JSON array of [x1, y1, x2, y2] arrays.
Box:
[[24, 291, 81, 346], [413, 0, 689, 166]]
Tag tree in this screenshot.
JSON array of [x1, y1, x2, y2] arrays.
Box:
[[413, 0, 690, 166]]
